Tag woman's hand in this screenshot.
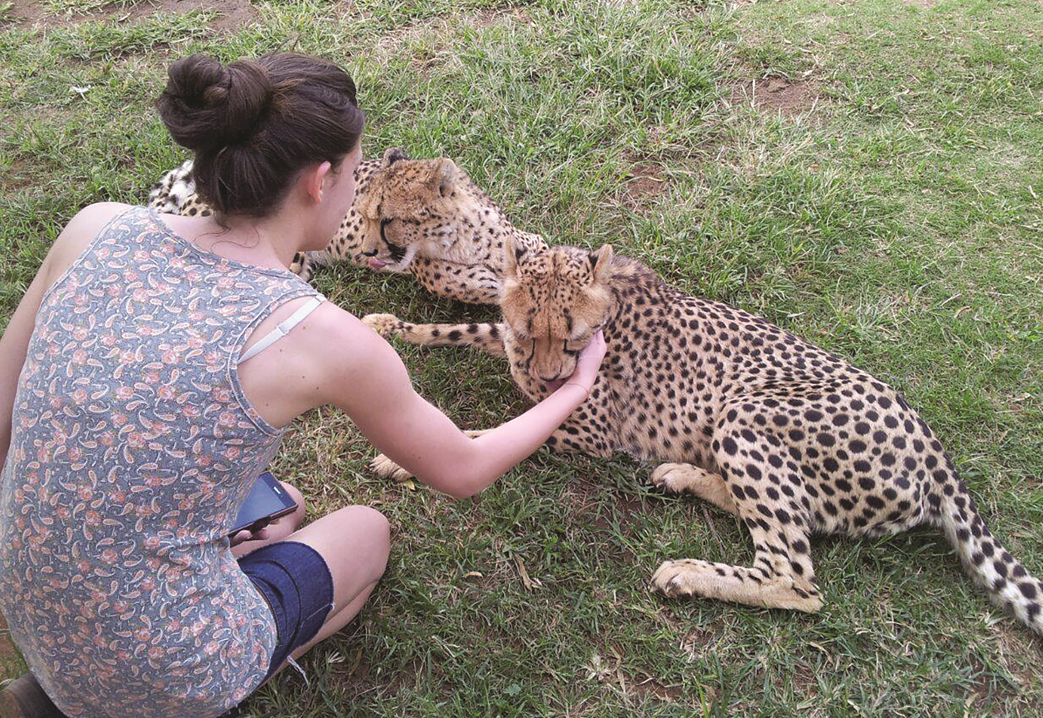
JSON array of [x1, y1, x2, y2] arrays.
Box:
[[230, 526, 270, 547], [564, 330, 606, 393]]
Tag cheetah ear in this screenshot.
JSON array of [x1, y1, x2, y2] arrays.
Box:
[[381, 147, 409, 168], [589, 244, 614, 283], [503, 235, 524, 279], [430, 159, 458, 198]]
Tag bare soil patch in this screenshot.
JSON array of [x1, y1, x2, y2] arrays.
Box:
[[622, 162, 667, 210], [0, 157, 34, 193], [629, 675, 684, 702], [565, 479, 649, 551], [990, 621, 1043, 692], [6, 0, 256, 33], [730, 76, 817, 116]]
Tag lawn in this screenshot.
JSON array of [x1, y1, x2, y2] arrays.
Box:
[[1, 0, 1041, 716]]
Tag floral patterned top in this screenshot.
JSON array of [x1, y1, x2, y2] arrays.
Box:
[[0, 206, 321, 717]]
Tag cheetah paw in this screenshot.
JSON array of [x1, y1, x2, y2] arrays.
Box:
[[651, 559, 701, 598], [362, 313, 401, 337], [369, 453, 414, 482], [650, 463, 688, 493]]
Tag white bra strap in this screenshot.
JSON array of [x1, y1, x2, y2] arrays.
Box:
[[238, 294, 326, 365]]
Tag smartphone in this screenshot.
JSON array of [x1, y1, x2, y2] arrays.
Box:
[[229, 472, 298, 537]]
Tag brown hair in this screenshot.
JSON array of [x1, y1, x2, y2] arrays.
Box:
[[156, 53, 365, 218]]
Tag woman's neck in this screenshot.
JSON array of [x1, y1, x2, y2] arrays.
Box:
[[161, 205, 309, 272]]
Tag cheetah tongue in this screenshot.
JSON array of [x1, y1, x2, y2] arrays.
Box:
[[368, 258, 387, 269], [546, 379, 566, 392]]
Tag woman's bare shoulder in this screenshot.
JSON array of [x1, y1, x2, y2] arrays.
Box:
[[48, 202, 133, 266], [304, 301, 398, 364], [295, 300, 411, 402], [62, 201, 133, 240]]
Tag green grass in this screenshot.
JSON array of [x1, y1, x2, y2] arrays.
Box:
[[2, 0, 1042, 715], [45, 0, 144, 15]]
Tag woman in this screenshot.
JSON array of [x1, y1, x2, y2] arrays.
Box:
[[0, 53, 605, 718]]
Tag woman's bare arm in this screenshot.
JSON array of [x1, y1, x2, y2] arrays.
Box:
[[311, 308, 604, 499]]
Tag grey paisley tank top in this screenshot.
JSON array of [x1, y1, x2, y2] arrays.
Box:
[[0, 206, 320, 717]]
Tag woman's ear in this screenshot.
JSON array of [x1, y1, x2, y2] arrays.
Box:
[[303, 161, 332, 204]]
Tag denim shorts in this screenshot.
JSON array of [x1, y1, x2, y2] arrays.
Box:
[[238, 541, 335, 680]]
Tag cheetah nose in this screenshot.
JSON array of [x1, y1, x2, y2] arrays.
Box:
[[361, 248, 379, 257], [537, 371, 563, 383]]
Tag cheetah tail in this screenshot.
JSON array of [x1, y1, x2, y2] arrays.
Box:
[[935, 479, 1043, 637]]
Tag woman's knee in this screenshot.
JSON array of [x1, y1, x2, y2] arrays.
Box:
[[279, 481, 307, 528], [335, 505, 390, 578], [351, 505, 390, 554], [290, 504, 390, 587]]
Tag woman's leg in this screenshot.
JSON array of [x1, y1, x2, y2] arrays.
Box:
[[287, 505, 390, 638], [264, 505, 390, 675], [234, 482, 390, 635]]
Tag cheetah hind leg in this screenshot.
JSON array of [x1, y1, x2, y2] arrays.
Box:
[[651, 463, 737, 516], [652, 513, 823, 612], [654, 419, 826, 613], [652, 555, 824, 613], [362, 315, 507, 358], [370, 430, 491, 481]]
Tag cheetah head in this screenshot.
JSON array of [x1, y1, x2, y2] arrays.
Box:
[[352, 147, 469, 273], [500, 239, 615, 389]]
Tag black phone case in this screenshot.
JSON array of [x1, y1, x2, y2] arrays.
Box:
[[229, 473, 298, 536]]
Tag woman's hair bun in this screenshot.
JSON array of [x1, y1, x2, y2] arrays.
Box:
[[155, 52, 364, 219], [157, 54, 274, 152]]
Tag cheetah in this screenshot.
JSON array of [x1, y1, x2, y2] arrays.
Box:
[[363, 241, 1043, 634], [148, 147, 546, 298]]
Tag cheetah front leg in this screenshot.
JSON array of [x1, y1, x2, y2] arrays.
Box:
[[409, 257, 503, 305], [368, 410, 612, 481], [362, 314, 507, 358], [368, 384, 615, 481], [651, 463, 737, 516]]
